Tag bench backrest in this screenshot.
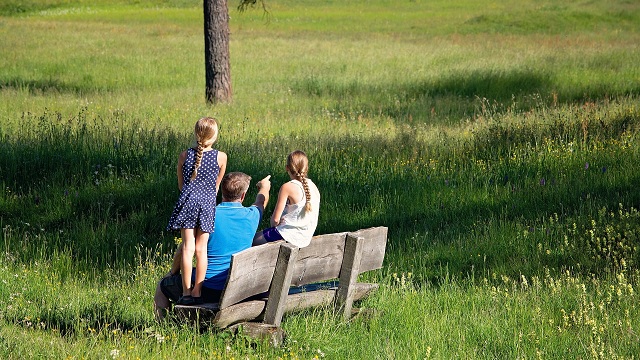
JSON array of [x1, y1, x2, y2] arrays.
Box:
[[218, 242, 280, 309], [218, 226, 388, 310], [291, 226, 387, 286]]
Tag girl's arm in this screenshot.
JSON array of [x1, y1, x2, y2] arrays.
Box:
[[270, 185, 289, 227], [176, 150, 187, 191], [270, 182, 301, 227], [216, 151, 227, 193]]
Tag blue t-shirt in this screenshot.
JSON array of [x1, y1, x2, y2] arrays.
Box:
[[203, 202, 262, 290]]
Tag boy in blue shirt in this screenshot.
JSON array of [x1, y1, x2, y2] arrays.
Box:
[[154, 172, 271, 319]]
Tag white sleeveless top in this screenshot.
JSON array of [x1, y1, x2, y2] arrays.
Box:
[[276, 179, 321, 248]]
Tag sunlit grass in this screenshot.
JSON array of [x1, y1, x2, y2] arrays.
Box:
[[2, 0, 640, 358]]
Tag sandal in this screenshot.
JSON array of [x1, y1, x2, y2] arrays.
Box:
[[177, 295, 203, 306], [176, 295, 195, 305]]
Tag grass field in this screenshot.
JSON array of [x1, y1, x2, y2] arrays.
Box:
[[1, 0, 640, 358]]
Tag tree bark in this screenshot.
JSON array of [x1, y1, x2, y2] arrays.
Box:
[[204, 0, 232, 104]]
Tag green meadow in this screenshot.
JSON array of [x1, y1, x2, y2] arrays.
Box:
[[1, 0, 640, 358]]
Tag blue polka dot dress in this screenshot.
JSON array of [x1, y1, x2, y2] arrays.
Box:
[[167, 148, 220, 233]]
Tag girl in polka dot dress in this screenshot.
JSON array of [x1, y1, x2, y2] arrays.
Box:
[[167, 117, 227, 305]]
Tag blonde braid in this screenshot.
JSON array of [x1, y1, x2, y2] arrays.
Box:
[[190, 142, 204, 181]]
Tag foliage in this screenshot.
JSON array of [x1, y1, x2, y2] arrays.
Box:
[[577, 205, 640, 273]]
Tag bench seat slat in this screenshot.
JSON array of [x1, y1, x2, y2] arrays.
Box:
[[284, 282, 378, 313], [214, 300, 267, 328]]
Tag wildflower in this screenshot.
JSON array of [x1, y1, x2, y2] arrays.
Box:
[[110, 349, 120, 359], [602, 167, 607, 173], [155, 333, 165, 343], [540, 178, 546, 186], [584, 162, 589, 170]]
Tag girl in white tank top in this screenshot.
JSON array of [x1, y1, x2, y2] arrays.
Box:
[[253, 150, 321, 247]]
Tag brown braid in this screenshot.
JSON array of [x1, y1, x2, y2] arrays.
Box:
[[190, 142, 204, 181], [298, 174, 312, 213], [287, 150, 312, 213]]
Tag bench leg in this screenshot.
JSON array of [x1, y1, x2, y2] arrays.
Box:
[[263, 242, 299, 326], [335, 235, 364, 320]]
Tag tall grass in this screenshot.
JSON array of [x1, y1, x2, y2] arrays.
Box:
[[1, 0, 640, 358]]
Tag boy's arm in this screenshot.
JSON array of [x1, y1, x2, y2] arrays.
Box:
[[252, 175, 271, 213], [167, 243, 183, 276]]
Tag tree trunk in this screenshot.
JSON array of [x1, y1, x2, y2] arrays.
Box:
[[204, 0, 232, 104]]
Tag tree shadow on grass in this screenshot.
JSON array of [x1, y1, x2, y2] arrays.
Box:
[[0, 113, 183, 270], [0, 76, 105, 95], [2, 109, 639, 280], [5, 128, 638, 334], [291, 68, 640, 125]]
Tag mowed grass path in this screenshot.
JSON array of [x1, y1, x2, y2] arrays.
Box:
[[1, 0, 640, 358]]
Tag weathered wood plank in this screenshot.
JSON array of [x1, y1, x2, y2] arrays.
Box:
[[173, 303, 220, 323], [263, 243, 299, 326], [174, 300, 267, 329], [290, 232, 346, 286], [285, 289, 336, 312], [284, 283, 379, 313], [349, 227, 387, 273], [213, 300, 267, 328], [219, 243, 281, 309], [288, 228, 387, 287], [227, 322, 286, 347], [351, 282, 379, 299], [335, 235, 364, 319]]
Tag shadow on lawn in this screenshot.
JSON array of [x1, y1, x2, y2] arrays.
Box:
[[0, 113, 183, 268], [4, 128, 639, 335], [0, 76, 106, 95], [291, 68, 640, 125], [1, 109, 639, 278]]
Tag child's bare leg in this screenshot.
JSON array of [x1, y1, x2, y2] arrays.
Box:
[[180, 228, 196, 297], [192, 229, 209, 298], [153, 280, 170, 321]]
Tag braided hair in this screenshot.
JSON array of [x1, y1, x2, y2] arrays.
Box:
[[190, 117, 219, 181], [287, 150, 312, 213]]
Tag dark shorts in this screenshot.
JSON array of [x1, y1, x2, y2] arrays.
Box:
[[160, 272, 222, 304], [262, 227, 284, 242]]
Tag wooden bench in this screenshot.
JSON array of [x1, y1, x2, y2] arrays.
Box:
[[174, 226, 387, 344]]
